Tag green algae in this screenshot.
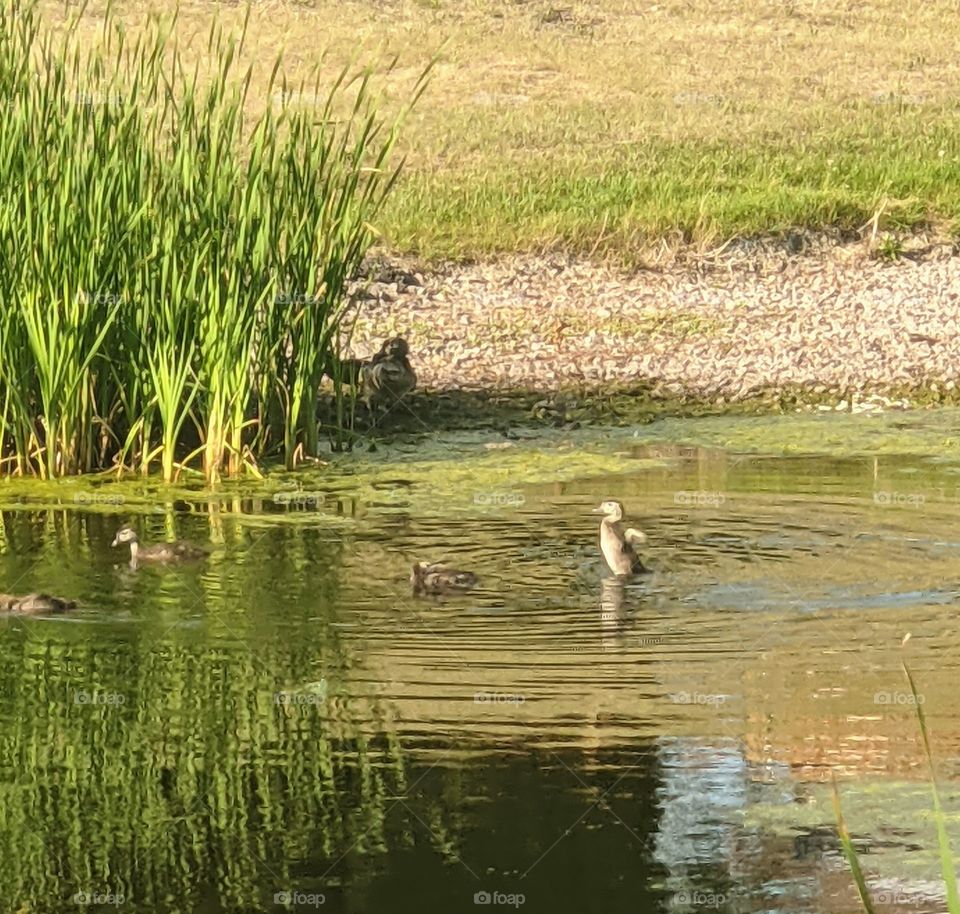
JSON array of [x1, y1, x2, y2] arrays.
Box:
[[2, 408, 960, 523], [652, 408, 960, 460], [748, 777, 960, 891]]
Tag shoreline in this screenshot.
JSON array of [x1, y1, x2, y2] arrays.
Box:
[[347, 236, 960, 413]]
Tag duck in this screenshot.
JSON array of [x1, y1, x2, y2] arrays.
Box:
[[322, 353, 368, 389], [363, 337, 416, 410], [593, 500, 648, 576], [0, 592, 76, 614], [411, 561, 479, 595], [111, 526, 206, 565]]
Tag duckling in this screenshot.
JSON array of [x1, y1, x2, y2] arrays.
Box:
[[0, 592, 76, 614], [111, 526, 206, 565], [411, 562, 479, 595], [593, 500, 648, 576], [363, 337, 416, 410]]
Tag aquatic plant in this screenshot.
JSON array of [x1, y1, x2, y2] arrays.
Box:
[[0, 0, 429, 482], [833, 650, 960, 914]]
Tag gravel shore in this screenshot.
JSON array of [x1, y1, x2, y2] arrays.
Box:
[[349, 238, 960, 405]]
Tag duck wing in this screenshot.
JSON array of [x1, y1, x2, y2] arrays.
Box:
[[623, 527, 649, 572], [607, 522, 648, 575], [171, 540, 205, 558], [12, 593, 76, 613], [363, 359, 416, 401], [139, 541, 203, 561], [428, 569, 478, 591], [413, 563, 479, 594]]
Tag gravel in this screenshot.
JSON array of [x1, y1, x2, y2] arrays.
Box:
[[348, 241, 960, 404]]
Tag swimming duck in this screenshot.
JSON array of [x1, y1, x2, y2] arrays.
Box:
[[0, 592, 76, 614], [411, 562, 479, 595], [111, 526, 206, 565], [593, 500, 648, 576], [363, 337, 416, 410]]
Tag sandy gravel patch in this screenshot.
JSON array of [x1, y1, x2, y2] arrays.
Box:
[[348, 242, 960, 401]]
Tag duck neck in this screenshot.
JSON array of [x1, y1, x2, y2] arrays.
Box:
[[129, 540, 139, 561]]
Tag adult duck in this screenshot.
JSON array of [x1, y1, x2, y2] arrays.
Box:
[[593, 500, 648, 576], [363, 337, 416, 410], [111, 526, 206, 566]]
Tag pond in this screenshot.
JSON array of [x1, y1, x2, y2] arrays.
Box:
[[3, 408, 960, 914]]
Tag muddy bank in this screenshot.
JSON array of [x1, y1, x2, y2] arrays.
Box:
[[347, 238, 960, 412]]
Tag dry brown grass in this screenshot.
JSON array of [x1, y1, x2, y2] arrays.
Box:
[[37, 0, 960, 259]]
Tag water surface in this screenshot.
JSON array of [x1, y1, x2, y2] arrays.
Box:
[[3, 409, 960, 914]]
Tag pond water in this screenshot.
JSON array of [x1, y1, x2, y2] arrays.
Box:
[[3, 408, 960, 914]]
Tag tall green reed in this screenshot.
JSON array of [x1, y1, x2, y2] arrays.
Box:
[[0, 0, 427, 482]]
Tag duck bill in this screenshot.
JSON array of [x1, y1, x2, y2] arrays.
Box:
[[110, 536, 120, 547]]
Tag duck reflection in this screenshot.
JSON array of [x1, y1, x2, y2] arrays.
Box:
[[600, 577, 636, 649]]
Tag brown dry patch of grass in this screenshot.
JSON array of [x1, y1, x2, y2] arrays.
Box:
[[35, 0, 960, 259]]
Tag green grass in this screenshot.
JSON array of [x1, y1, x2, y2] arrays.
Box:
[[36, 0, 960, 262], [383, 113, 960, 260]]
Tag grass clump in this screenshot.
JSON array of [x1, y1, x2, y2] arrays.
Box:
[[0, 0, 428, 483]]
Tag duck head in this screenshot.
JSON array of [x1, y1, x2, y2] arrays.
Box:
[[592, 500, 625, 521], [111, 526, 138, 548], [384, 337, 410, 360]]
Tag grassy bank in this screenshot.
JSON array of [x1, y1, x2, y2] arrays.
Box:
[[41, 0, 960, 261], [385, 117, 960, 260]]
